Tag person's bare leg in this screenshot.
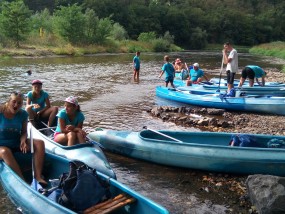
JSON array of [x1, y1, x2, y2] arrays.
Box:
[[48, 106, 58, 127], [77, 132, 85, 144], [33, 139, 46, 184], [249, 79, 254, 87], [0, 147, 24, 180], [238, 77, 246, 88], [25, 106, 37, 126], [67, 132, 77, 146]]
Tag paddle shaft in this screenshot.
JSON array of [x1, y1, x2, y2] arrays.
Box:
[[217, 52, 225, 92], [30, 126, 35, 179], [143, 127, 183, 142]]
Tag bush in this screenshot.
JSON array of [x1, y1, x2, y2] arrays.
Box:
[[138, 32, 157, 42], [152, 38, 170, 52]]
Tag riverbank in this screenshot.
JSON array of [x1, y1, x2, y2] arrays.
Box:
[[149, 67, 285, 213], [151, 68, 285, 135]]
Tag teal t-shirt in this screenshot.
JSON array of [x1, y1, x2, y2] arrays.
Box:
[[246, 65, 265, 78], [0, 109, 28, 148], [161, 62, 175, 78], [190, 69, 204, 81], [27, 90, 49, 112], [55, 109, 85, 133], [133, 56, 140, 70]]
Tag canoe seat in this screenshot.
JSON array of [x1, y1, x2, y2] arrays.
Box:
[[83, 194, 136, 214]]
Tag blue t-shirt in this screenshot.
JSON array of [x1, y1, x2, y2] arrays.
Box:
[[246, 65, 265, 78], [27, 90, 49, 112], [162, 63, 175, 79], [55, 109, 85, 133], [0, 109, 28, 148], [190, 69, 204, 81], [133, 56, 140, 70]]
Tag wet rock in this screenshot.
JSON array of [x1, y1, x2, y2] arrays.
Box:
[[151, 106, 162, 116], [207, 108, 225, 115], [197, 118, 209, 126], [246, 174, 285, 214]]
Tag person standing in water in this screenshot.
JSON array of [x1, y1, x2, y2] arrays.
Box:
[[159, 55, 175, 88], [133, 51, 141, 82]]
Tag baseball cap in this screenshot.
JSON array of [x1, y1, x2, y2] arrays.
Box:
[[32, 80, 43, 85], [193, 63, 199, 67], [64, 96, 78, 106]]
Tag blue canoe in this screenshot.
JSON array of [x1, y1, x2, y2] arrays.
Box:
[[28, 123, 116, 179], [174, 79, 285, 96], [209, 77, 285, 87], [156, 86, 285, 115], [176, 85, 285, 96], [88, 129, 285, 176], [0, 152, 169, 214]]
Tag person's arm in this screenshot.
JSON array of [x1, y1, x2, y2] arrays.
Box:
[[38, 96, 51, 116], [58, 117, 73, 134], [159, 70, 164, 78], [203, 74, 209, 82], [223, 49, 233, 64], [20, 120, 28, 153], [26, 97, 33, 108], [261, 76, 265, 86]]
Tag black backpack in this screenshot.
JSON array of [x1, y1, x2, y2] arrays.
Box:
[[53, 160, 111, 212]]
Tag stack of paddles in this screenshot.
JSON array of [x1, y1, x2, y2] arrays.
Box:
[[83, 194, 136, 214]]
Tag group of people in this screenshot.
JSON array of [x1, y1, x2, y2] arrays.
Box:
[[157, 42, 266, 91], [0, 79, 87, 184], [159, 56, 209, 87]]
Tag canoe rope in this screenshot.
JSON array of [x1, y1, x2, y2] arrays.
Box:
[[83, 193, 136, 214]]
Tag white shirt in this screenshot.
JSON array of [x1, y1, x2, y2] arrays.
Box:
[[226, 49, 238, 73]]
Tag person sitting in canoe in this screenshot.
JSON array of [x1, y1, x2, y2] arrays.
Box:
[[186, 63, 209, 86], [174, 58, 183, 73], [159, 55, 175, 88], [238, 65, 266, 87], [53, 96, 87, 146], [26, 80, 58, 127], [0, 92, 47, 185]]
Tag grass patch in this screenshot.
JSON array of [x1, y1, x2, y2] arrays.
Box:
[[249, 41, 285, 72], [204, 44, 251, 53], [249, 41, 285, 59]]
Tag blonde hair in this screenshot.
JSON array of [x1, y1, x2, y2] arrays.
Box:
[[1, 92, 24, 113]]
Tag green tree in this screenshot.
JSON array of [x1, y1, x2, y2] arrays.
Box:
[[138, 32, 157, 42], [53, 4, 85, 44], [111, 23, 128, 41], [95, 17, 113, 44], [0, 0, 32, 47], [30, 8, 53, 34], [84, 8, 99, 44]]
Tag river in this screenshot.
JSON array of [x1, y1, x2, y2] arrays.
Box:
[[0, 52, 282, 213]]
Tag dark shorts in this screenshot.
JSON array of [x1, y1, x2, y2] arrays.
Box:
[[165, 76, 174, 83], [11, 147, 21, 153], [226, 70, 236, 84], [241, 67, 255, 79], [134, 68, 140, 72]]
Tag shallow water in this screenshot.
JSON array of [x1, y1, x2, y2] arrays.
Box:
[[0, 52, 282, 213]]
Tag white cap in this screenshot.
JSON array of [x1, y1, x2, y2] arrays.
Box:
[[193, 63, 199, 67]]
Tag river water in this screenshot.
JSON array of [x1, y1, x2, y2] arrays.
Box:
[[0, 52, 282, 213]]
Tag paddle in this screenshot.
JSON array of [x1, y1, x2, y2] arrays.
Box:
[[143, 126, 183, 142], [217, 52, 225, 92], [30, 125, 38, 190]]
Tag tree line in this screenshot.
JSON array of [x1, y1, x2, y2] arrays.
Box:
[[0, 0, 284, 50]]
